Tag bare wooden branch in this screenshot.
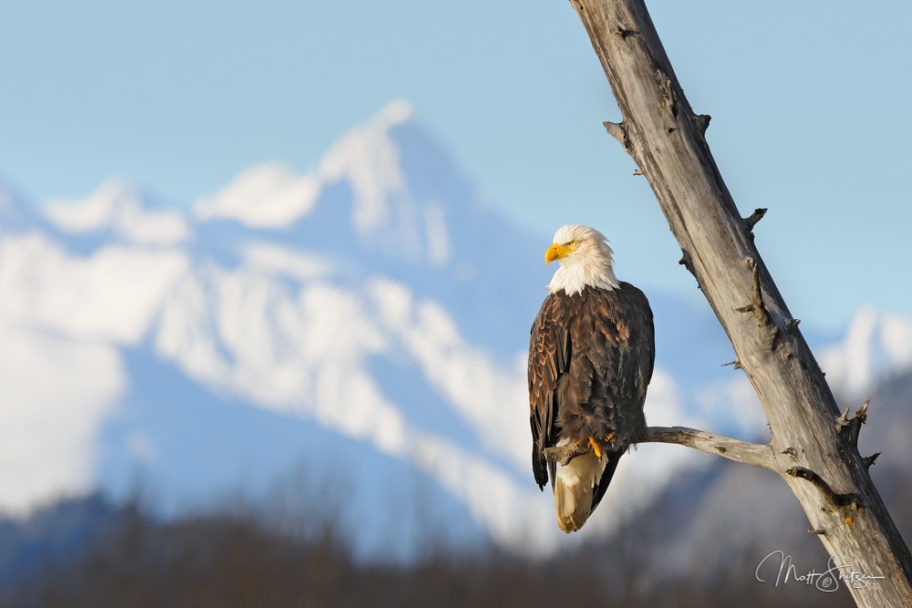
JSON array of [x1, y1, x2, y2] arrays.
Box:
[[743, 207, 767, 232], [544, 426, 776, 471], [569, 0, 912, 603], [603, 120, 630, 150], [837, 400, 871, 448], [543, 443, 588, 466], [847, 410, 867, 448], [642, 426, 776, 471], [864, 452, 882, 471], [677, 249, 695, 278], [692, 113, 711, 134], [857, 398, 870, 419], [786, 466, 861, 509], [836, 407, 852, 430], [734, 257, 768, 325]]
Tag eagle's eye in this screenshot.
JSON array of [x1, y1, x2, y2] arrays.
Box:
[[568, 240, 578, 248]]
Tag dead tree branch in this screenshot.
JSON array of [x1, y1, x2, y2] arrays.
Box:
[[569, 0, 912, 604], [544, 426, 775, 470], [641, 426, 775, 470]]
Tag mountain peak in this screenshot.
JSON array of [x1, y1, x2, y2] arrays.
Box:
[[45, 179, 139, 230], [374, 98, 413, 128], [315, 101, 413, 237], [193, 163, 320, 228], [820, 306, 912, 396], [45, 180, 190, 246], [191, 101, 417, 233], [189, 101, 486, 271]]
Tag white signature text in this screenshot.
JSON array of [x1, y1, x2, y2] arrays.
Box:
[[755, 550, 885, 592]]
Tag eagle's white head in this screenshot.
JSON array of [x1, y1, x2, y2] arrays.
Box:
[[545, 224, 619, 295]]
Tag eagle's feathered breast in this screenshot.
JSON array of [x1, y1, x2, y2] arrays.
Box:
[[528, 282, 654, 531]]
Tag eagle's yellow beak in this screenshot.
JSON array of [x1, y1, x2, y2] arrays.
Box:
[[545, 243, 569, 265]]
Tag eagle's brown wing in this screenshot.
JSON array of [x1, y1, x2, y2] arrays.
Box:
[[528, 290, 568, 490], [528, 283, 654, 501]]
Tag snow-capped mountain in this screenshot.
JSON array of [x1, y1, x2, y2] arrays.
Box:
[[1, 102, 910, 560]]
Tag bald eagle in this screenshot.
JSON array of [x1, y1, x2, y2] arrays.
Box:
[[529, 225, 655, 533]]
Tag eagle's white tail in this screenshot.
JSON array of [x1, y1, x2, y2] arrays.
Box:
[[553, 451, 608, 533]]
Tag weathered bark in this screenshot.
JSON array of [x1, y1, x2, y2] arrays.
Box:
[[568, 0, 912, 604]]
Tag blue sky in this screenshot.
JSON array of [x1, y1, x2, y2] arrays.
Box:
[[2, 1, 911, 331]]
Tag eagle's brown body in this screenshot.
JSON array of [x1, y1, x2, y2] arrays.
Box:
[[529, 259, 654, 532]]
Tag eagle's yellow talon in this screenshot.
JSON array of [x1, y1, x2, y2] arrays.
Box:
[[588, 436, 603, 459]]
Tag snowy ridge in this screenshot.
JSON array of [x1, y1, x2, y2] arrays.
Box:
[[45, 180, 190, 245], [1, 102, 910, 558], [819, 307, 912, 398], [194, 164, 321, 229]]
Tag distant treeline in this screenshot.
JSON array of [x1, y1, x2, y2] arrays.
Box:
[[1, 490, 854, 608]]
